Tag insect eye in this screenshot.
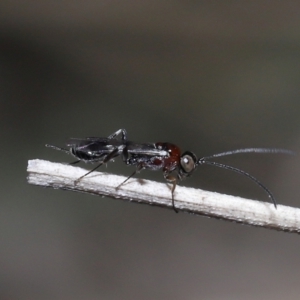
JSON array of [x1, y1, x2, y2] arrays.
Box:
[[180, 154, 195, 173]]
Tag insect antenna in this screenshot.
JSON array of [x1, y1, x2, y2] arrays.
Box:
[[200, 148, 294, 160], [198, 159, 277, 208]]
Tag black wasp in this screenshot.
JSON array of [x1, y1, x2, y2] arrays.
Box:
[[46, 129, 293, 212]]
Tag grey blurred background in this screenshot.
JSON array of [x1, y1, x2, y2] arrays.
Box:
[[1, 1, 300, 299]]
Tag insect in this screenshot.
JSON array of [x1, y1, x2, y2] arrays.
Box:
[[46, 129, 293, 212]]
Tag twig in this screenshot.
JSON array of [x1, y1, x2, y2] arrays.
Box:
[[27, 159, 300, 234]]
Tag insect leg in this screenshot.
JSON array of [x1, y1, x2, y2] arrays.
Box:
[[164, 173, 178, 213], [107, 129, 127, 142], [116, 164, 144, 189], [74, 146, 122, 184], [121, 145, 129, 163], [69, 160, 81, 165]]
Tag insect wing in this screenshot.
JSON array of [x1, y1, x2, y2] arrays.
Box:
[[127, 143, 169, 157]]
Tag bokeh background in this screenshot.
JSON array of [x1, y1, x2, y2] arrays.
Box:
[[1, 1, 300, 299]]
